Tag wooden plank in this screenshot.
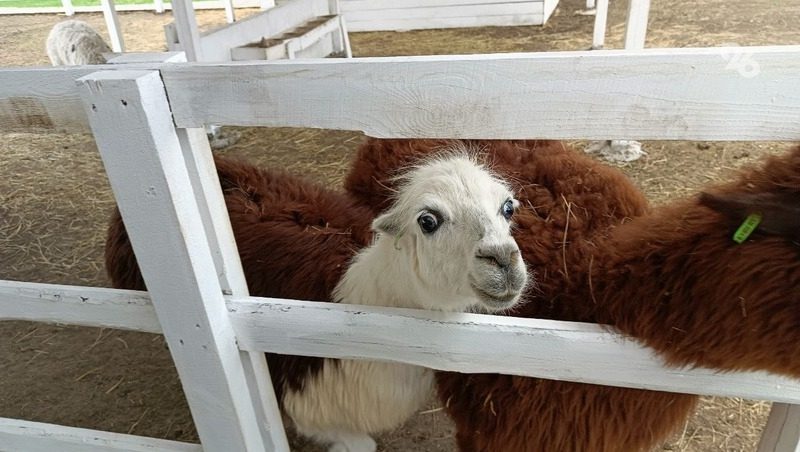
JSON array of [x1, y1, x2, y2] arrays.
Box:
[[0, 418, 201, 452], [592, 0, 608, 49], [285, 15, 341, 58], [542, 0, 558, 22], [339, 15, 352, 57], [226, 297, 800, 404], [4, 279, 800, 403], [223, 0, 235, 23], [5, 47, 800, 138], [331, 13, 542, 31], [0, 66, 96, 133], [100, 0, 125, 52], [339, 0, 537, 11], [759, 404, 800, 452], [0, 280, 161, 333], [0, 0, 261, 14], [624, 0, 650, 50], [260, 0, 275, 9], [104, 51, 187, 63], [199, 0, 330, 62], [76, 70, 268, 452], [175, 126, 289, 451], [61, 0, 74, 16], [160, 47, 800, 140], [343, 2, 543, 22], [172, 0, 203, 61]]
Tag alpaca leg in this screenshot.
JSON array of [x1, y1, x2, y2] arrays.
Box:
[[303, 428, 377, 452], [326, 431, 377, 452]]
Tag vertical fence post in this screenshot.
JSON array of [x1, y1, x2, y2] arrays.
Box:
[[100, 0, 125, 52], [154, 0, 165, 14], [223, 0, 236, 24], [624, 0, 650, 50], [61, 0, 74, 16], [76, 69, 287, 451], [758, 404, 800, 452], [591, 0, 608, 49], [171, 0, 203, 61]]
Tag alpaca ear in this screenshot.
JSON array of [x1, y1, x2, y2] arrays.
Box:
[[373, 210, 404, 236], [700, 191, 800, 240]]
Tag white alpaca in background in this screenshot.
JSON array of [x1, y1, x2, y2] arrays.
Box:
[[46, 20, 111, 66], [283, 151, 529, 452]]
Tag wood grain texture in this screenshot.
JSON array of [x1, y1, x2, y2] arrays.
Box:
[[5, 279, 800, 404], [5, 47, 800, 137], [0, 418, 201, 452], [0, 280, 161, 333], [77, 70, 268, 452], [162, 47, 800, 140]]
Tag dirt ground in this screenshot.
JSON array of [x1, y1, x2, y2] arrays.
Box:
[[1, 0, 799, 450]]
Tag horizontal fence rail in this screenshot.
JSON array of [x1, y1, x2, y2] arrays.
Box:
[[3, 280, 800, 404], [2, 46, 800, 139], [0, 417, 201, 452]]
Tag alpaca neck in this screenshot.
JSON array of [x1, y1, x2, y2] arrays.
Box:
[[333, 236, 428, 310]]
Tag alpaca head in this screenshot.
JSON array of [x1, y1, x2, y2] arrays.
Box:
[[372, 151, 528, 312]]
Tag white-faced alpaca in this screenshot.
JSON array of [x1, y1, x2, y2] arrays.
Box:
[[46, 20, 111, 66], [282, 153, 528, 451]]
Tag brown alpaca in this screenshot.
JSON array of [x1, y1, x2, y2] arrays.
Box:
[[343, 138, 800, 452], [106, 156, 374, 401]]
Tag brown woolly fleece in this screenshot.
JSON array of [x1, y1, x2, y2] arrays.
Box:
[[105, 157, 374, 401], [344, 138, 800, 452]]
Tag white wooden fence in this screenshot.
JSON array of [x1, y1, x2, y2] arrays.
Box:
[[1, 46, 800, 451]]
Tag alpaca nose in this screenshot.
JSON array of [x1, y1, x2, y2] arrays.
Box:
[[477, 243, 519, 269]]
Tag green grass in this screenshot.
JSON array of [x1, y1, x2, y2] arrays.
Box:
[[0, 0, 212, 8]]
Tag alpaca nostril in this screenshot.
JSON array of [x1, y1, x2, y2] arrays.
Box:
[[477, 253, 510, 269]]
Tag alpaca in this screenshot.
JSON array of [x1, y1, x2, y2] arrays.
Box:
[[343, 138, 800, 452], [105, 152, 528, 451], [45, 20, 111, 66]]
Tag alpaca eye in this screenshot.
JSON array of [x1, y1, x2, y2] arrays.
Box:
[[417, 212, 440, 234], [502, 199, 515, 220]]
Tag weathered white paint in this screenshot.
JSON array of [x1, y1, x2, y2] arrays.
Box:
[[285, 15, 342, 58], [161, 47, 800, 140], [4, 47, 800, 138], [0, 0, 261, 14], [591, 0, 608, 49], [339, 0, 534, 10], [100, 0, 124, 52], [346, 13, 544, 31], [260, 0, 275, 9], [759, 404, 800, 452], [76, 70, 268, 452], [543, 0, 558, 22], [104, 51, 187, 64], [343, 2, 543, 23], [175, 126, 290, 451], [154, 0, 164, 14], [199, 0, 330, 61], [624, 0, 650, 50], [0, 280, 161, 333], [171, 0, 203, 61], [0, 418, 201, 452], [4, 280, 800, 405]]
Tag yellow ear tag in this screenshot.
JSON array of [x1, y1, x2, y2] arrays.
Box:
[[733, 213, 762, 244]]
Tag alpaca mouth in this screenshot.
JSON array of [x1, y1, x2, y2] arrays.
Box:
[[470, 283, 521, 311]]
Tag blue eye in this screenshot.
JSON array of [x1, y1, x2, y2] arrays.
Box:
[[502, 199, 515, 220], [418, 212, 440, 234]]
